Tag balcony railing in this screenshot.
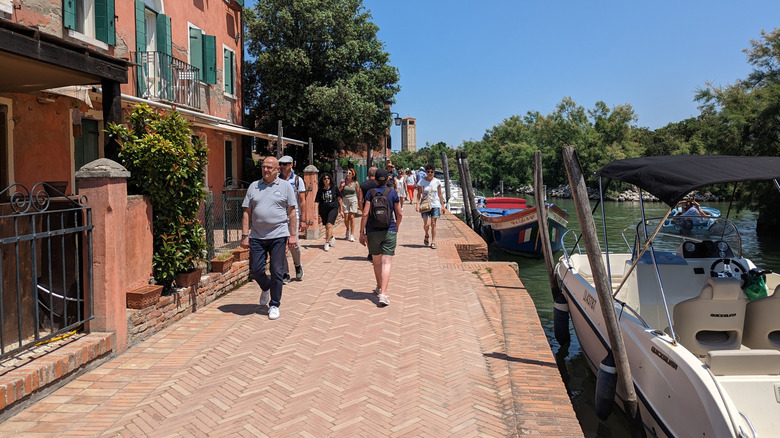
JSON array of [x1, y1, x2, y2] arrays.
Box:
[[133, 51, 201, 109]]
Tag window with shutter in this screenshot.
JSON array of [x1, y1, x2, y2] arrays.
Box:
[[223, 48, 235, 95], [190, 28, 217, 85], [64, 0, 115, 46]]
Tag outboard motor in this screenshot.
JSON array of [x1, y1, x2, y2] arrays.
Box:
[[553, 293, 570, 345], [595, 351, 617, 421]]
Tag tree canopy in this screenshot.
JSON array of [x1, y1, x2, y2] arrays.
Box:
[[244, 0, 400, 161]]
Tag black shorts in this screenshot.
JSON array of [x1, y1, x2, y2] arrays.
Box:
[[320, 207, 339, 225]]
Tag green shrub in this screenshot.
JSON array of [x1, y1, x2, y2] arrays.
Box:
[[107, 104, 208, 289]]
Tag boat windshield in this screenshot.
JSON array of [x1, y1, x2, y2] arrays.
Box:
[[626, 215, 742, 260]]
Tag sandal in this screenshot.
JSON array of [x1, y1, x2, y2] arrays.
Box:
[[431, 242, 437, 249], [424, 236, 429, 246]]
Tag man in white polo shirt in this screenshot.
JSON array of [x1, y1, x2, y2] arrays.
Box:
[[241, 156, 297, 320]]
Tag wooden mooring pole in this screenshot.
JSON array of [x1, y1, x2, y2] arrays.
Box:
[[441, 151, 451, 205], [456, 152, 473, 228], [533, 151, 560, 300], [562, 146, 645, 437], [460, 152, 480, 230]]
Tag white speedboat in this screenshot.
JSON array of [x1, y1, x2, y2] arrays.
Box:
[[555, 155, 780, 437]]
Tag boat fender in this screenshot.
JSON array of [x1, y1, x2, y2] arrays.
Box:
[[553, 294, 570, 345], [595, 351, 617, 421]]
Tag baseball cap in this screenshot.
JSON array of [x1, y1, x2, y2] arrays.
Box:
[[375, 169, 389, 181], [279, 155, 294, 164]]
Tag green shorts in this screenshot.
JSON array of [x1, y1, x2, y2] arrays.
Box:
[[366, 230, 397, 256]]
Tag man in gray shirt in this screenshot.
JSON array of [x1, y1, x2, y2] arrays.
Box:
[[241, 156, 298, 320]]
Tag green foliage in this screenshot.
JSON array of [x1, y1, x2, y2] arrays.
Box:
[[106, 104, 208, 289], [244, 0, 400, 160]]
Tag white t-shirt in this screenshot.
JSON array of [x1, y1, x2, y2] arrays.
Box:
[[417, 178, 443, 208]]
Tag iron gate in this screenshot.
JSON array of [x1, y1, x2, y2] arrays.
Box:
[[0, 183, 93, 359]]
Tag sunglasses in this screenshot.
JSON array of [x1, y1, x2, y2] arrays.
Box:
[[280, 163, 292, 166]]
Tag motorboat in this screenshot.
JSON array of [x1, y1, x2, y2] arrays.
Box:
[[478, 197, 568, 257], [661, 205, 721, 233], [555, 155, 780, 437], [445, 181, 465, 215]]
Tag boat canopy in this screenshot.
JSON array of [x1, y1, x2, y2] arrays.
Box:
[[597, 155, 780, 206]]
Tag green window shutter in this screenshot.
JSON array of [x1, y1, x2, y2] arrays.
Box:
[[156, 14, 171, 55], [95, 0, 116, 45], [190, 28, 204, 81], [63, 0, 76, 30], [203, 34, 217, 84], [235, 0, 244, 6], [135, 0, 146, 53], [224, 49, 234, 94], [135, 0, 147, 96]]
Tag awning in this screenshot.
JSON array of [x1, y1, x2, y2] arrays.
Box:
[[192, 120, 307, 146]]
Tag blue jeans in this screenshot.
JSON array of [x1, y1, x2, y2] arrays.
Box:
[[249, 237, 287, 308]]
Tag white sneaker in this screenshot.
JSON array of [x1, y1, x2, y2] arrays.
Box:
[[329, 236, 336, 246], [259, 289, 270, 306], [324, 243, 330, 251], [378, 294, 390, 307], [349, 234, 355, 242], [268, 306, 280, 320]]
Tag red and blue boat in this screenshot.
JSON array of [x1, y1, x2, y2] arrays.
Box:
[[477, 197, 569, 257]]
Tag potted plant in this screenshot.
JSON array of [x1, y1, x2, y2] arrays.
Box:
[[232, 247, 250, 261], [108, 104, 208, 290], [210, 252, 234, 273]]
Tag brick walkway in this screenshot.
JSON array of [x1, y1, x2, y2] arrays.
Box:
[[0, 210, 582, 437]]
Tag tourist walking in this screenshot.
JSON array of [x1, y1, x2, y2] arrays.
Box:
[[359, 169, 402, 307], [416, 164, 444, 249], [405, 169, 416, 201], [359, 166, 378, 211], [278, 155, 306, 283], [339, 168, 362, 242], [241, 156, 298, 320], [396, 168, 406, 209], [315, 173, 342, 251]]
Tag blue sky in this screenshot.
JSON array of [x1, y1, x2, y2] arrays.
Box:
[[246, 1, 780, 150]]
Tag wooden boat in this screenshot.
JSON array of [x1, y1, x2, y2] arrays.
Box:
[[555, 155, 780, 437], [477, 197, 568, 257]]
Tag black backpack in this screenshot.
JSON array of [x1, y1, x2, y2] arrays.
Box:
[[369, 187, 392, 229]]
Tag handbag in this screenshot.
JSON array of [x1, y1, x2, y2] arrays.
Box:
[[419, 195, 432, 213]]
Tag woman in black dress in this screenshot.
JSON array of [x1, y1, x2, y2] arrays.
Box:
[[315, 173, 342, 251]]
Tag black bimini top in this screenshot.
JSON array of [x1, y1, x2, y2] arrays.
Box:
[[597, 155, 780, 206]]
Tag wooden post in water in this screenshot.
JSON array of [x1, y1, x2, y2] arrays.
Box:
[[277, 120, 283, 158], [562, 146, 644, 437], [460, 153, 480, 230], [456, 152, 473, 228], [534, 151, 560, 299], [441, 151, 451, 206]]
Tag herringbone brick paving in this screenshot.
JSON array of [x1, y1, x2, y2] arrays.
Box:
[[0, 210, 582, 437]]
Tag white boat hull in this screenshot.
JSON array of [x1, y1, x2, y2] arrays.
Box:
[[556, 253, 776, 437]]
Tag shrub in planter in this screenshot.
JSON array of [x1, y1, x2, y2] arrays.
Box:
[[210, 252, 234, 273], [107, 104, 208, 290]]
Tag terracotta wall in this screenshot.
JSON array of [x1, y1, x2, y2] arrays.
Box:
[[124, 195, 154, 292], [6, 94, 73, 193]]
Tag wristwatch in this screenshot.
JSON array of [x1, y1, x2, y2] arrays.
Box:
[[242, 233, 250, 239]]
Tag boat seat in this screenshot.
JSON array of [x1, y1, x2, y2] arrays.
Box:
[[743, 285, 780, 350], [673, 277, 747, 357], [706, 349, 780, 375]]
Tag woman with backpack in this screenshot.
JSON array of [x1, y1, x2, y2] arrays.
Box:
[[359, 169, 402, 307], [315, 173, 342, 251]]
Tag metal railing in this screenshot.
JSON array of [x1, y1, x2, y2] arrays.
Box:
[[199, 178, 252, 259], [133, 51, 201, 109], [0, 183, 93, 359]]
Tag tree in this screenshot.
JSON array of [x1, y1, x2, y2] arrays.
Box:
[[244, 0, 400, 161], [695, 28, 780, 233]]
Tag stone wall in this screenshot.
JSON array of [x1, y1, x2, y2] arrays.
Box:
[[126, 261, 251, 347]]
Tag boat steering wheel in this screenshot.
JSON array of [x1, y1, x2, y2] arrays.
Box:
[[709, 258, 748, 288]]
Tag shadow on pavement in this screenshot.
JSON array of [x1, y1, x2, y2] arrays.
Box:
[[218, 303, 265, 315], [337, 289, 378, 305], [339, 256, 373, 261], [483, 352, 557, 368]]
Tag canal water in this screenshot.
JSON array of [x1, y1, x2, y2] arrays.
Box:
[[482, 196, 780, 438]]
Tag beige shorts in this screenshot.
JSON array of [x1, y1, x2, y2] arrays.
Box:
[[343, 196, 359, 213]]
